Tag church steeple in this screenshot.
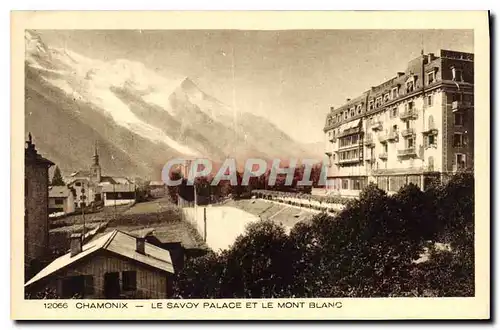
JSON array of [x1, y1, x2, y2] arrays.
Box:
[[92, 141, 99, 166], [90, 141, 101, 183]]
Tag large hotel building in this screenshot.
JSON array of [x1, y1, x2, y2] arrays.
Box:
[[323, 49, 474, 196]]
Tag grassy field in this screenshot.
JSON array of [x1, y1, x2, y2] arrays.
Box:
[[49, 197, 316, 257], [49, 197, 208, 256], [50, 204, 132, 228], [121, 197, 176, 215]]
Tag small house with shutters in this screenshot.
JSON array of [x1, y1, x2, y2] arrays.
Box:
[[24, 230, 175, 299], [148, 181, 166, 198], [101, 183, 136, 207], [48, 186, 76, 215]]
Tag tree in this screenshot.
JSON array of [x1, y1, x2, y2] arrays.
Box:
[[175, 220, 294, 298], [175, 174, 475, 298], [167, 171, 182, 204], [410, 172, 475, 297], [51, 166, 65, 186], [134, 178, 151, 202]]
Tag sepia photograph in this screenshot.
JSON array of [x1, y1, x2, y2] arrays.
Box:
[[11, 11, 490, 320]]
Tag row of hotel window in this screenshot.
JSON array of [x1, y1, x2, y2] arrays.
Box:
[[376, 175, 423, 192], [335, 133, 464, 162], [337, 133, 465, 158], [332, 175, 422, 191], [333, 177, 367, 191], [335, 133, 464, 165], [331, 175, 424, 192], [334, 166, 467, 193], [328, 83, 438, 126], [329, 112, 467, 142], [328, 88, 471, 129]]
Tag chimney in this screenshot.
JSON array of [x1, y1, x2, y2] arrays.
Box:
[[136, 237, 146, 254], [427, 53, 434, 63], [397, 72, 405, 77], [330, 106, 335, 111], [70, 233, 82, 257], [346, 98, 351, 102]]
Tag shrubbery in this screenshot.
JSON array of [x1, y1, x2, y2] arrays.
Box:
[[174, 173, 474, 298]]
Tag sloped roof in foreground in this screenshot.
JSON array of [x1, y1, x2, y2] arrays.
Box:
[[25, 230, 174, 287]]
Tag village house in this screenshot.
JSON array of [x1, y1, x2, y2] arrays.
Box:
[[148, 181, 166, 198], [48, 186, 76, 215], [25, 230, 175, 299], [129, 228, 186, 272], [66, 143, 136, 207], [101, 183, 137, 206], [25, 133, 54, 277], [66, 175, 99, 208]]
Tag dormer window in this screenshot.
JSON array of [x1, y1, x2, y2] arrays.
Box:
[[406, 81, 414, 93], [356, 104, 362, 114], [350, 107, 355, 117], [427, 71, 435, 84], [391, 87, 399, 99], [375, 97, 382, 108], [368, 100, 374, 110], [383, 93, 390, 102]]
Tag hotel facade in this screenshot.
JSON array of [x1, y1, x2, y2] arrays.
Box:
[[323, 49, 474, 196]]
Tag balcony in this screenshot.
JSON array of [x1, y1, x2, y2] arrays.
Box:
[[338, 127, 361, 137], [387, 131, 399, 142], [424, 164, 436, 172], [397, 147, 417, 157], [338, 143, 361, 151], [401, 128, 415, 137], [371, 121, 383, 131], [337, 158, 362, 165], [399, 109, 418, 120], [452, 101, 473, 112], [422, 127, 438, 135], [378, 152, 388, 160], [378, 134, 388, 143], [452, 164, 467, 172], [364, 137, 375, 147]]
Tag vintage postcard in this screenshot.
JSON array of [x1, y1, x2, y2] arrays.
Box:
[[11, 11, 490, 320]]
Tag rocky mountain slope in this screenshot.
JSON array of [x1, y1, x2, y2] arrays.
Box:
[[25, 30, 319, 180]]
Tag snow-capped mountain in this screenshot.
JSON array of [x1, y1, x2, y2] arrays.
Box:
[[24, 30, 318, 179]]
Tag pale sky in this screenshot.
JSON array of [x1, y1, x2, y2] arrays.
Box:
[[37, 29, 473, 143]]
